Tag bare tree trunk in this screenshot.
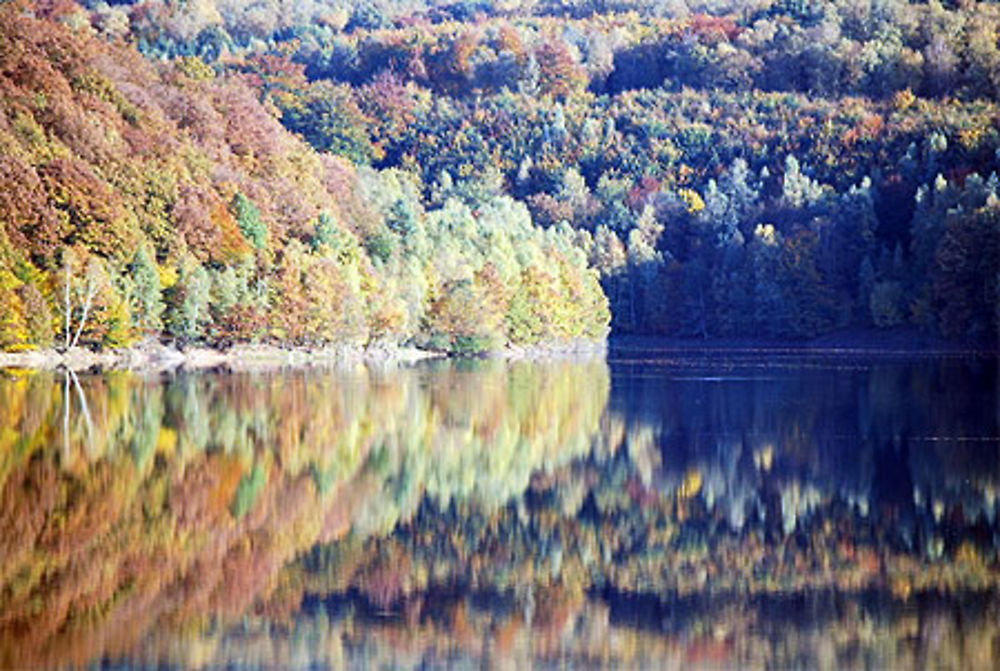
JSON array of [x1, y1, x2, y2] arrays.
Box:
[[70, 369, 95, 456], [70, 278, 97, 349], [63, 370, 70, 457], [64, 261, 71, 350]]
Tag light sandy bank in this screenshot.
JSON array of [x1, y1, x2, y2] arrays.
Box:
[[0, 338, 608, 372]]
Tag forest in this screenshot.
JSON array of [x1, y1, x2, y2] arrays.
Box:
[[0, 0, 998, 351]]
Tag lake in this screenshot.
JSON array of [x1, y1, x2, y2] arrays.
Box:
[[0, 345, 998, 669]]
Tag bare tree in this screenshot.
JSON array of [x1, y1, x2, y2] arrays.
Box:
[[61, 249, 104, 351]]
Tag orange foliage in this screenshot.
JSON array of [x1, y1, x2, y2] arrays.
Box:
[[535, 39, 587, 100], [843, 113, 885, 146], [0, 156, 65, 262], [686, 14, 741, 43], [39, 157, 134, 258]]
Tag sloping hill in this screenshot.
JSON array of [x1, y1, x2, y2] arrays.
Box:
[[0, 2, 608, 353]]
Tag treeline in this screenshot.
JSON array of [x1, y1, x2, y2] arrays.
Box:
[[75, 0, 1000, 342], [77, 0, 1000, 104], [0, 3, 608, 354]]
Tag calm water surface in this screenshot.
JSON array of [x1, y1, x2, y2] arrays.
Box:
[[0, 346, 998, 669]]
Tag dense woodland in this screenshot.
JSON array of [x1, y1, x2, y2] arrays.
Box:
[[0, 0, 999, 350], [0, 1, 608, 354]]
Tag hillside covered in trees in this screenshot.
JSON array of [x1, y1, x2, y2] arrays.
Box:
[[1, 0, 999, 350], [0, 1, 608, 354]]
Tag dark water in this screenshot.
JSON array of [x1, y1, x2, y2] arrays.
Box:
[[0, 347, 998, 669]]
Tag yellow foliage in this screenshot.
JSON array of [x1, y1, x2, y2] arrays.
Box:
[[890, 576, 912, 600], [678, 469, 702, 500], [754, 223, 778, 246], [157, 427, 178, 456], [955, 542, 984, 567], [754, 445, 774, 471], [892, 88, 916, 113], [678, 188, 705, 214], [0, 269, 31, 351], [158, 263, 179, 290], [103, 296, 136, 347], [958, 127, 985, 151], [176, 56, 216, 82]]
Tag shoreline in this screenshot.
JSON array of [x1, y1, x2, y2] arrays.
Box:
[[0, 343, 441, 373], [2, 328, 995, 372], [0, 338, 609, 372]]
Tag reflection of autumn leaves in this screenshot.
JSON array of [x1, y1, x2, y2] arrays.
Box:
[[141, 588, 1000, 669], [0, 361, 610, 668], [357, 549, 412, 612], [172, 454, 243, 528]]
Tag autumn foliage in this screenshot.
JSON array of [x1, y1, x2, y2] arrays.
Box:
[[0, 2, 608, 353]]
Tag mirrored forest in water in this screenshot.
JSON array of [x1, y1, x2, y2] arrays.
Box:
[[0, 355, 997, 668]]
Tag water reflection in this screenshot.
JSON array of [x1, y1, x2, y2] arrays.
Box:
[[610, 354, 999, 546], [0, 360, 609, 668], [0, 353, 997, 668]]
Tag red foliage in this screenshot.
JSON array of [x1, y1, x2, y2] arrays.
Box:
[[31, 0, 81, 21], [686, 14, 742, 43], [39, 157, 133, 258], [843, 114, 884, 147], [242, 53, 307, 94], [360, 70, 418, 133], [535, 39, 587, 99], [358, 552, 412, 611], [627, 176, 661, 211], [213, 303, 267, 344], [0, 156, 65, 261], [173, 185, 251, 264]]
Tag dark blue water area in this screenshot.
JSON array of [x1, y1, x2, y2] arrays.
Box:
[[606, 347, 999, 536]]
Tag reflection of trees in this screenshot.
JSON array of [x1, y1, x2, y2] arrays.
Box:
[[1, 356, 997, 668], [255, 355, 1000, 664], [610, 356, 1000, 540], [0, 359, 610, 668], [128, 587, 1000, 670]]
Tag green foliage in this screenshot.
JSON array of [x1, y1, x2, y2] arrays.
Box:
[[165, 259, 211, 342], [870, 281, 906, 328], [5, 0, 1000, 350], [932, 203, 1000, 340], [129, 247, 164, 335], [279, 83, 377, 165], [312, 211, 338, 251], [231, 462, 267, 519], [364, 229, 396, 266], [230, 193, 268, 252], [424, 279, 503, 353], [18, 282, 54, 348]]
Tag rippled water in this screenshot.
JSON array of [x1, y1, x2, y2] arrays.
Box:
[[0, 347, 997, 669]]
